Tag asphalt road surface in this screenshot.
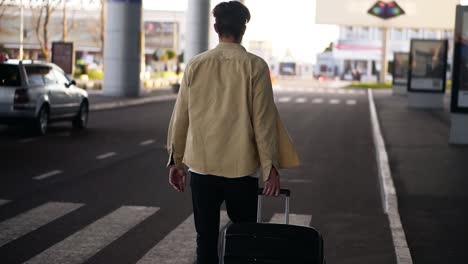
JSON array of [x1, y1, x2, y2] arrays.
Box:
[[0, 83, 397, 264]]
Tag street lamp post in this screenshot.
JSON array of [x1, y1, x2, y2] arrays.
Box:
[[19, 0, 24, 60], [380, 27, 388, 83], [367, 1, 405, 83]]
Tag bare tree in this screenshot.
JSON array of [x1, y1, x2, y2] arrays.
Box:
[[0, 0, 8, 19], [62, 1, 76, 41], [29, 0, 60, 60], [88, 0, 105, 53], [100, 0, 104, 54]]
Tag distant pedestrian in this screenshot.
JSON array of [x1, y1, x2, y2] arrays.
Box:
[[166, 2, 300, 263]]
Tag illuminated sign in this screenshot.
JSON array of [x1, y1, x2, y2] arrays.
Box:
[[408, 39, 448, 93], [368, 1, 405, 20], [451, 5, 468, 113], [51, 42, 74, 75], [393, 52, 409, 86]]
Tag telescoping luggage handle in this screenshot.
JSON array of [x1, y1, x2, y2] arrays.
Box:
[[257, 188, 291, 225]]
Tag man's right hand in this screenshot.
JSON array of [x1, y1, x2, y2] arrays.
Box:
[[169, 166, 186, 192], [263, 167, 280, 197]]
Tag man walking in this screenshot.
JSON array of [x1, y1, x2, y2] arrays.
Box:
[[167, 2, 300, 263]]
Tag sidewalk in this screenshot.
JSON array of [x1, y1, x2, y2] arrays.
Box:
[[373, 90, 468, 264], [87, 88, 177, 111]]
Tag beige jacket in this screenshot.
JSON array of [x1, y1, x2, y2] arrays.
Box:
[[167, 42, 300, 181]]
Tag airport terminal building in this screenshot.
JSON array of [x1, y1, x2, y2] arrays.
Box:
[[315, 25, 454, 81]]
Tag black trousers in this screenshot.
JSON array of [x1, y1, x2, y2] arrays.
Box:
[[190, 172, 258, 264]]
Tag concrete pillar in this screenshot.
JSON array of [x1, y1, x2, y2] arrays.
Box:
[[380, 27, 389, 83], [103, 0, 143, 97], [450, 114, 468, 145], [185, 0, 211, 63], [366, 60, 372, 81]]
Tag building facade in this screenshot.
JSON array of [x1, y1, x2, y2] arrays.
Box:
[[0, 3, 185, 65], [315, 26, 454, 81]]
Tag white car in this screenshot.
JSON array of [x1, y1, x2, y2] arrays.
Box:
[[0, 58, 89, 135]]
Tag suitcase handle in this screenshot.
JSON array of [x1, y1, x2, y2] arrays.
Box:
[[257, 188, 291, 224], [257, 188, 291, 197]]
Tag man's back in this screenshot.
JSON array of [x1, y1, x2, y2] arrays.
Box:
[[180, 42, 271, 177]]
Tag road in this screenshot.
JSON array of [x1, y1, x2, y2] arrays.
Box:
[[0, 82, 397, 264]]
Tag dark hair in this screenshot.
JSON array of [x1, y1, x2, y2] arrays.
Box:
[[213, 1, 251, 39]]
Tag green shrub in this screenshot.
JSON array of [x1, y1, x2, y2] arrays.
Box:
[[346, 82, 392, 89], [87, 69, 104, 80]]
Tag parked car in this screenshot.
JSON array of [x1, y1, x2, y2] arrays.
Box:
[[0, 58, 89, 135]]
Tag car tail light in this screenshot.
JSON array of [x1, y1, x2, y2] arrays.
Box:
[[14, 89, 30, 104]]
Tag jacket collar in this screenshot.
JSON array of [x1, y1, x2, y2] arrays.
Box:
[[215, 42, 246, 51]]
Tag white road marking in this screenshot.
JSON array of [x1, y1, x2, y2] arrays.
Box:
[[346, 100, 357, 105], [25, 206, 159, 264], [368, 90, 413, 264], [96, 152, 116, 160], [295, 97, 307, 103], [328, 89, 338, 94], [338, 90, 346, 94], [269, 214, 312, 227], [348, 90, 356, 94], [90, 94, 177, 111], [18, 138, 38, 143], [283, 179, 314, 184], [278, 97, 292, 103], [0, 199, 11, 206], [317, 88, 325, 93], [312, 98, 324, 104], [140, 139, 155, 146], [0, 202, 83, 248], [137, 211, 229, 264], [329, 99, 341, 104], [33, 170, 62, 180]]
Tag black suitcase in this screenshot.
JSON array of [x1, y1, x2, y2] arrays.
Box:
[[219, 188, 324, 264]]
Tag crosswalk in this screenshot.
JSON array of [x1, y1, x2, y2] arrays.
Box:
[[0, 202, 83, 248], [0, 200, 314, 263], [275, 96, 358, 106], [25, 206, 158, 264], [274, 87, 366, 95]]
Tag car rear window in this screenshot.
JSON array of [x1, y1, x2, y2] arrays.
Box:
[[25, 65, 47, 86], [0, 64, 21, 87]]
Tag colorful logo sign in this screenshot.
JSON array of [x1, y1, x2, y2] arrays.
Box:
[[368, 1, 405, 20]]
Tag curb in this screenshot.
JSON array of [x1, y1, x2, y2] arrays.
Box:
[[90, 94, 177, 111], [368, 89, 413, 264]]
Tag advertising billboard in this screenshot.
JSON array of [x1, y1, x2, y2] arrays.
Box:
[[144, 22, 177, 50], [452, 5, 468, 113], [408, 39, 448, 93], [51, 42, 74, 75], [315, 0, 457, 30], [279, 62, 296, 76], [392, 52, 409, 86]]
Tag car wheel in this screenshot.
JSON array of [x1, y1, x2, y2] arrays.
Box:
[[35, 106, 49, 136], [73, 101, 89, 129]]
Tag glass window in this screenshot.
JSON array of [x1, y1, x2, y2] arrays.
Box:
[[0, 65, 21, 87], [356, 27, 370, 39], [41, 67, 57, 85], [25, 66, 45, 86], [376, 28, 383, 40], [410, 29, 421, 38], [53, 69, 70, 86], [392, 29, 404, 40]]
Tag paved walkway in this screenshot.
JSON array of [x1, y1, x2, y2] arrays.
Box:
[[373, 90, 468, 264], [87, 88, 177, 111]]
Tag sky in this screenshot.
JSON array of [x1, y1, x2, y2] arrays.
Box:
[[143, 0, 339, 63]]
